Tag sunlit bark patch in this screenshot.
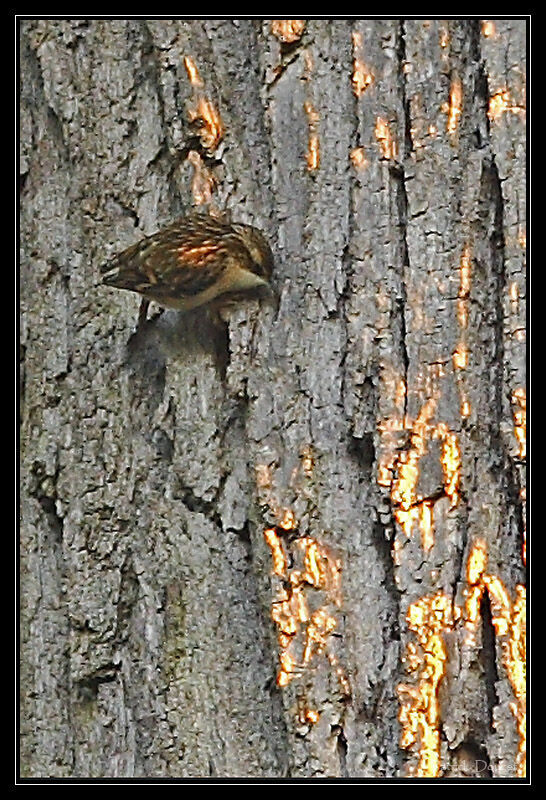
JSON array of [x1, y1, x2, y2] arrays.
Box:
[[375, 116, 398, 161], [261, 503, 348, 727], [270, 20, 306, 45], [351, 31, 374, 98], [183, 56, 224, 206], [398, 541, 526, 777]]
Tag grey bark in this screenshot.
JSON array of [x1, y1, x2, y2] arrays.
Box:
[[20, 18, 526, 779]]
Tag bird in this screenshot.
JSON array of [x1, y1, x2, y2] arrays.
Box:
[[100, 212, 274, 327]]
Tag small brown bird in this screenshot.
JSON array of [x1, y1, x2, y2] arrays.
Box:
[[100, 212, 274, 325]]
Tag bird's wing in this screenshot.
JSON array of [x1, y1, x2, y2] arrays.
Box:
[[100, 214, 249, 301]]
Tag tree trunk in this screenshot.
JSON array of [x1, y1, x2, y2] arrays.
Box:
[[19, 18, 527, 780]]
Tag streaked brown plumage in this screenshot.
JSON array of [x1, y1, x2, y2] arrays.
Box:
[[100, 213, 274, 319]]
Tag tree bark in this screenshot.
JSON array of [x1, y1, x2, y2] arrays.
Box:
[[19, 18, 526, 780]]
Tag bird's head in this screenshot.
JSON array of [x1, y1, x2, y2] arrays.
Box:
[[234, 223, 274, 283]]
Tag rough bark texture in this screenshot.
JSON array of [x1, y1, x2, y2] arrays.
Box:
[[20, 19, 526, 780]]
